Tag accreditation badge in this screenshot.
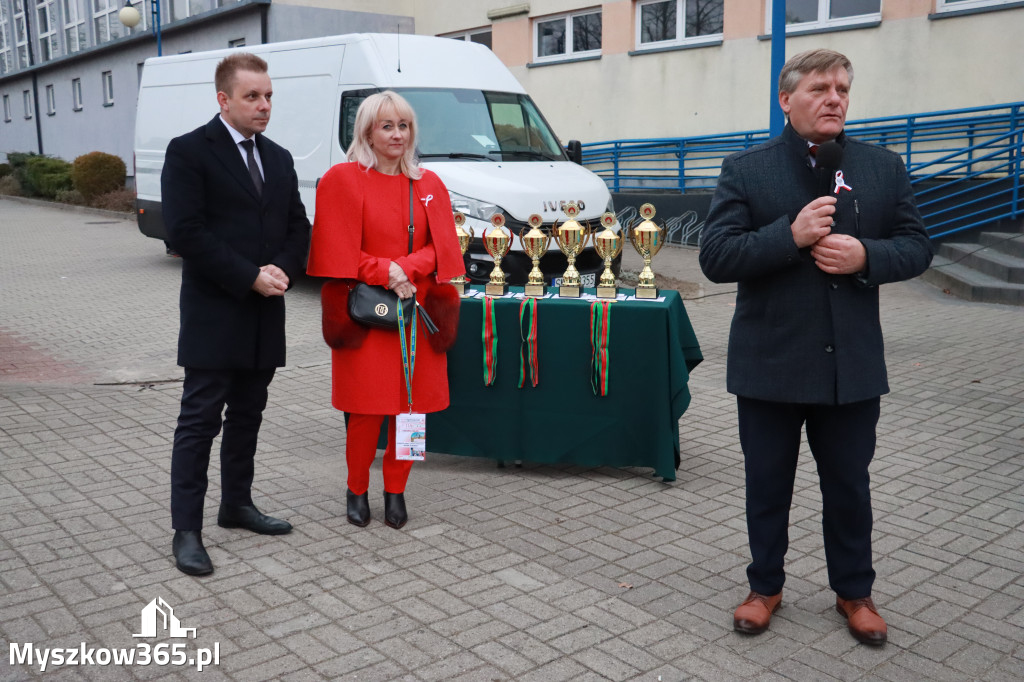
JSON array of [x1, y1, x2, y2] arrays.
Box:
[[395, 412, 426, 461]]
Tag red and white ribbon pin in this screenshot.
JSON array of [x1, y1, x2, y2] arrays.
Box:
[[833, 171, 852, 193]]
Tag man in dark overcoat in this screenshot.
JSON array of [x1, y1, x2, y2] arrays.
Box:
[[161, 52, 310, 575], [699, 49, 932, 645]]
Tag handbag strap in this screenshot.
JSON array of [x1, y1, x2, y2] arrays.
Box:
[[407, 179, 414, 254]]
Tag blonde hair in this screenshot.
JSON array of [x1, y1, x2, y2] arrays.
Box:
[[346, 90, 422, 179], [779, 48, 854, 94]]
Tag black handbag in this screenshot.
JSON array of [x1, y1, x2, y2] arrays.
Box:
[[347, 180, 436, 333]]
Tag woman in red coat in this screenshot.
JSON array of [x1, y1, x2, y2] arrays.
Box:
[[306, 91, 464, 529]]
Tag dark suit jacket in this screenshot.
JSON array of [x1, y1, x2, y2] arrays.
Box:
[[699, 124, 932, 405], [162, 115, 310, 369]]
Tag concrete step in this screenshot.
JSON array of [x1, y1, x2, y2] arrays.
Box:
[[937, 242, 1024, 284], [978, 231, 1024, 259], [920, 255, 1024, 306]]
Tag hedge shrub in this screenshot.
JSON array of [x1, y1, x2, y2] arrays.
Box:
[[13, 155, 73, 198], [71, 151, 126, 201], [0, 163, 12, 178]]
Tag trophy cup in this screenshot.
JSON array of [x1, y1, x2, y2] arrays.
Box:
[[629, 203, 667, 299], [520, 213, 551, 297], [593, 212, 623, 300], [482, 213, 511, 296], [451, 212, 473, 296], [552, 201, 591, 298]]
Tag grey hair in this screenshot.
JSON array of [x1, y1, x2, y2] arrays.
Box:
[[779, 49, 854, 94]]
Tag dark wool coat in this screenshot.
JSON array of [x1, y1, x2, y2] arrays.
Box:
[[699, 124, 933, 405]]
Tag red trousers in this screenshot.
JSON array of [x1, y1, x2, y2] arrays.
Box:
[[345, 413, 412, 495]]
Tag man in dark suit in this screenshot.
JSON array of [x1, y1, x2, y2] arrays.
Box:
[[162, 53, 310, 576], [699, 49, 932, 645]]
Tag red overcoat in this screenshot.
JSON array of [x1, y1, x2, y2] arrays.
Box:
[[307, 163, 465, 414]]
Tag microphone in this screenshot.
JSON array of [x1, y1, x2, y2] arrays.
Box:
[[815, 141, 843, 197]]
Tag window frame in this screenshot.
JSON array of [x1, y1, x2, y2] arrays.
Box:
[[62, 0, 86, 53], [635, 0, 724, 51], [533, 8, 602, 64], [936, 0, 1018, 11], [0, 1, 13, 74], [23, 88, 33, 118], [45, 82, 55, 115], [3, 93, 11, 122], [35, 0, 58, 61], [441, 28, 493, 50], [14, 0, 29, 68], [764, 0, 881, 34], [101, 69, 113, 106], [71, 77, 82, 110]]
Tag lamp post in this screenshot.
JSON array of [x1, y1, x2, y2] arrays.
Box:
[[118, 0, 162, 56]]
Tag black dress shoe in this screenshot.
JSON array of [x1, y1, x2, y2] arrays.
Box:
[[217, 504, 292, 535], [347, 490, 370, 527], [384, 492, 407, 529], [172, 530, 213, 576]]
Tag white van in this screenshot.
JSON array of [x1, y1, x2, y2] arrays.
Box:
[[134, 33, 616, 285]]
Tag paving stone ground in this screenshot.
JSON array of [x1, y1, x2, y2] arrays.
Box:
[[1, 197, 1022, 681]]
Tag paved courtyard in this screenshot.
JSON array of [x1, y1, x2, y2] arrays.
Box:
[[1, 197, 1022, 681]]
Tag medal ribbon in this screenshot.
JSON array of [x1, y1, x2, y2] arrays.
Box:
[[396, 301, 418, 412], [482, 295, 499, 386], [589, 301, 612, 397], [518, 297, 539, 388]]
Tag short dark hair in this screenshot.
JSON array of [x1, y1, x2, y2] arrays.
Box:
[[779, 49, 854, 94], [214, 53, 268, 96]]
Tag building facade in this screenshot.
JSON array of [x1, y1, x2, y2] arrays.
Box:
[[2, 0, 1022, 173]]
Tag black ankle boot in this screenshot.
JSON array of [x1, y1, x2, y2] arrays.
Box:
[[383, 492, 407, 529], [346, 489, 370, 527]]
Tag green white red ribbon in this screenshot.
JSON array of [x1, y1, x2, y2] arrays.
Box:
[[518, 297, 539, 388], [590, 301, 612, 396], [482, 295, 498, 386]]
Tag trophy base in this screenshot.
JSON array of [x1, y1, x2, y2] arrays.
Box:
[[485, 282, 508, 296], [634, 286, 658, 299], [596, 285, 618, 300], [524, 283, 546, 297], [456, 280, 470, 297], [559, 284, 581, 298]]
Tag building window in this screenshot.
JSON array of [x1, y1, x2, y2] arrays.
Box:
[[442, 28, 492, 50], [102, 70, 113, 105], [534, 9, 601, 62], [765, 0, 880, 32], [36, 0, 59, 61], [0, 1, 13, 74], [45, 83, 55, 114], [228, 38, 245, 48], [14, 0, 30, 68], [636, 0, 723, 49], [23, 88, 33, 118], [72, 77, 82, 110], [63, 0, 86, 53], [92, 0, 126, 43], [937, 0, 1017, 11], [3, 94, 11, 121]]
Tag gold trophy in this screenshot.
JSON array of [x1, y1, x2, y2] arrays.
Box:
[[593, 212, 623, 300], [629, 203, 667, 299], [552, 201, 591, 298], [482, 213, 511, 296], [451, 212, 473, 296], [520, 213, 551, 297]]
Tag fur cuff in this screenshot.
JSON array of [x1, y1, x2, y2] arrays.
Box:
[[423, 281, 461, 353], [321, 279, 368, 349]]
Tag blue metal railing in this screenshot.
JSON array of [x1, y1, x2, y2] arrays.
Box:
[[582, 102, 1024, 239]]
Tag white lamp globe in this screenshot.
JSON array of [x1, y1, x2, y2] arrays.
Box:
[[118, 4, 142, 29]]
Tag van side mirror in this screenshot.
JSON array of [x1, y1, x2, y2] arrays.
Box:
[[566, 140, 583, 165]]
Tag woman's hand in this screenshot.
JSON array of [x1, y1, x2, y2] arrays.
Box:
[[388, 261, 417, 300]]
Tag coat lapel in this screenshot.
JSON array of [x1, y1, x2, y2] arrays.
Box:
[[205, 116, 262, 202]]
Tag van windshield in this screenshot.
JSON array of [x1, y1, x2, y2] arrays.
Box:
[[340, 88, 567, 162]]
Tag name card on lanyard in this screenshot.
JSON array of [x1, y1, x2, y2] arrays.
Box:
[[395, 301, 426, 461]]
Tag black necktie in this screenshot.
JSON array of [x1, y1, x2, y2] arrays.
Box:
[[240, 139, 263, 196]]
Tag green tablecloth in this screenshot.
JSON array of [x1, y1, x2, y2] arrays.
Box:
[[427, 287, 702, 481]]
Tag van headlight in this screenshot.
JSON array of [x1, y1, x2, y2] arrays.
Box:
[[449, 191, 499, 221]]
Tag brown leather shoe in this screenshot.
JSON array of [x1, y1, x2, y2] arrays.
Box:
[[836, 596, 887, 646], [733, 591, 782, 634]]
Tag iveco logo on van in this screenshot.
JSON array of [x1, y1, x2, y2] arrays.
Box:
[[542, 200, 586, 213]]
